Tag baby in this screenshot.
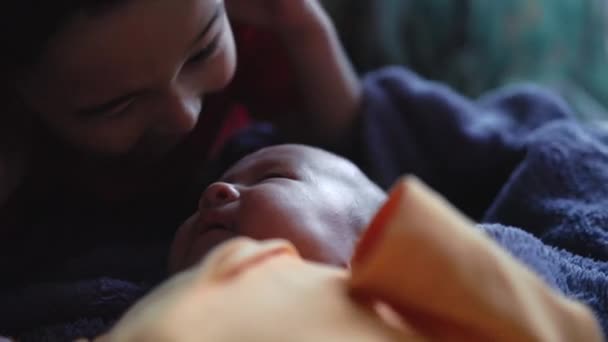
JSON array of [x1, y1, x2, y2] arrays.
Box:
[[169, 144, 386, 272], [101, 170, 604, 342]]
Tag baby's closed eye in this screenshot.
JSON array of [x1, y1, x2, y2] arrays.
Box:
[[257, 170, 297, 183], [261, 173, 286, 180]]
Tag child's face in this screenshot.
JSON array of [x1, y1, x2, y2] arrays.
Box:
[[170, 145, 377, 272], [18, 0, 236, 160]]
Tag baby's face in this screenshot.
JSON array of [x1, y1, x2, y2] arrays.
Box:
[[170, 145, 370, 272]]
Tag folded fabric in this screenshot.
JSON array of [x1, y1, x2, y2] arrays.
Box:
[[351, 177, 603, 341]]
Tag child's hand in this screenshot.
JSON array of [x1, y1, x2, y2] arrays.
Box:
[[226, 0, 361, 147], [226, 0, 330, 38]]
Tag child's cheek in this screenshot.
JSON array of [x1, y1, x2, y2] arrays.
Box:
[[204, 22, 237, 93]]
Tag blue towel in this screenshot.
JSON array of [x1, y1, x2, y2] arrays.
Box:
[[0, 242, 166, 341], [355, 67, 608, 333]]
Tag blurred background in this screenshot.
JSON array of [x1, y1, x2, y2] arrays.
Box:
[[322, 0, 608, 121]]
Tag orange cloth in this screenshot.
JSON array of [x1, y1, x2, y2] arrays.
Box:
[[350, 177, 603, 341], [99, 178, 603, 342]]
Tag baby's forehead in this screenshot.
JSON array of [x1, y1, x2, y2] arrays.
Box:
[[221, 145, 331, 180]]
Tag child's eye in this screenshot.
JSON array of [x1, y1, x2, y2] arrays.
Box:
[[187, 33, 222, 65], [76, 96, 136, 120]]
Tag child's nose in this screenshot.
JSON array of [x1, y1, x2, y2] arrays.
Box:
[[200, 182, 240, 210]]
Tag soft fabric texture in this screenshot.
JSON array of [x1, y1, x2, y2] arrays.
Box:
[[3, 66, 608, 340], [352, 67, 608, 332], [98, 178, 602, 341], [98, 238, 418, 342]]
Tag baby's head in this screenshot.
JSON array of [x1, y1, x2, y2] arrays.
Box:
[[170, 144, 386, 272]]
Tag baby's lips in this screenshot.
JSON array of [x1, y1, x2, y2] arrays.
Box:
[[194, 237, 301, 282]]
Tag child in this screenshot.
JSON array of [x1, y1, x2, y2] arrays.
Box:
[[1, 0, 359, 209], [0, 1, 362, 339]]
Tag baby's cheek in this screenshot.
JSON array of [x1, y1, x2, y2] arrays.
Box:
[[238, 189, 314, 252], [240, 209, 296, 241], [241, 220, 325, 263]]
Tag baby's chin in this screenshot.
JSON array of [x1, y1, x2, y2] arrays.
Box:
[[173, 228, 239, 273]]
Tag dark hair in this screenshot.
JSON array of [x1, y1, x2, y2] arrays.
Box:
[[1, 1, 125, 72]]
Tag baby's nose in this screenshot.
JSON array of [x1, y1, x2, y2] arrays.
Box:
[[200, 182, 240, 210]]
